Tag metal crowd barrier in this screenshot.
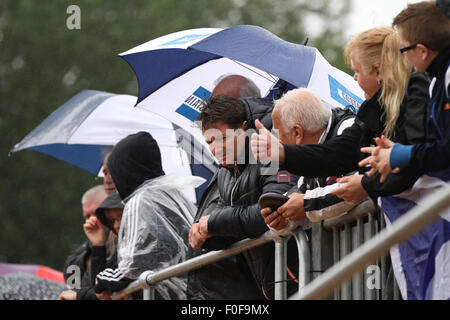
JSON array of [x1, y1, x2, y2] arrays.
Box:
[[112, 184, 450, 300], [291, 183, 450, 300], [311, 199, 399, 300], [112, 226, 310, 300], [274, 227, 311, 299]]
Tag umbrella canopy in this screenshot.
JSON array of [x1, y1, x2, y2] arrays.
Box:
[[119, 25, 365, 133], [0, 273, 66, 300], [0, 263, 65, 283], [11, 90, 216, 202]]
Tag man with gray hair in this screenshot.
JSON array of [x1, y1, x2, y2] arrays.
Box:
[[80, 185, 108, 221], [61, 184, 109, 300], [261, 88, 357, 230]]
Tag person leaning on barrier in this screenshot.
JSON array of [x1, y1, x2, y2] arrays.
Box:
[[60, 190, 123, 300], [349, 2, 449, 300], [321, 26, 432, 206], [188, 95, 299, 300], [360, 1, 450, 182], [60, 148, 120, 300], [93, 131, 201, 300], [260, 88, 357, 232], [250, 26, 429, 208], [59, 185, 108, 300], [327, 24, 434, 300], [187, 74, 267, 300], [251, 26, 430, 300]]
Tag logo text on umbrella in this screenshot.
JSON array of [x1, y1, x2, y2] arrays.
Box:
[[175, 86, 211, 121], [328, 75, 364, 113], [160, 34, 213, 47]]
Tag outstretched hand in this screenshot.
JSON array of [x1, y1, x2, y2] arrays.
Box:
[[359, 136, 400, 183], [250, 119, 285, 163], [330, 175, 368, 204]]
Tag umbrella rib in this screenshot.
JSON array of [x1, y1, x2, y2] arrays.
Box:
[[228, 59, 278, 84]]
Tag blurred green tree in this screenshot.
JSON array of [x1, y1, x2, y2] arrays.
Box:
[[0, 0, 351, 271]]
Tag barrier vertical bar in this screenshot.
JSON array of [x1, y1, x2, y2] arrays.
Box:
[[365, 212, 377, 300], [291, 184, 450, 300], [332, 227, 340, 300], [293, 228, 310, 294], [274, 237, 288, 300], [143, 287, 154, 300], [341, 224, 352, 299], [352, 218, 364, 299], [368, 211, 377, 299], [379, 212, 388, 299], [311, 222, 333, 299]]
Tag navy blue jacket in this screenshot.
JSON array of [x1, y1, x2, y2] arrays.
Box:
[[391, 46, 450, 177]]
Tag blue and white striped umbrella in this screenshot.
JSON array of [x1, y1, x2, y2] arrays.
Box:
[[120, 25, 365, 133], [11, 90, 216, 203]]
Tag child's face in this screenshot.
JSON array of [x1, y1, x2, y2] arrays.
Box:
[[398, 28, 432, 73], [105, 208, 123, 234]]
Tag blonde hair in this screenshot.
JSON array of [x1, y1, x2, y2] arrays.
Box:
[[344, 27, 411, 139]]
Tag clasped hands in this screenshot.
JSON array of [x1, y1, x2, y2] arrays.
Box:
[[189, 215, 212, 249]]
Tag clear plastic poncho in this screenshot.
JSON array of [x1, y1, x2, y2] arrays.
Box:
[[116, 174, 204, 300]]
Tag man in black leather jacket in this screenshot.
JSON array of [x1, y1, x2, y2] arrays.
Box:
[[188, 95, 298, 299]]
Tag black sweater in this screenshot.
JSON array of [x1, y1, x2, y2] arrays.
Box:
[[282, 72, 429, 198]]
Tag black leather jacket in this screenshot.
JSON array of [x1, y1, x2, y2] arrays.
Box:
[[192, 98, 298, 299], [187, 170, 266, 300]]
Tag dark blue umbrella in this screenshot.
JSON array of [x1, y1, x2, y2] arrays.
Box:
[[120, 25, 364, 118]]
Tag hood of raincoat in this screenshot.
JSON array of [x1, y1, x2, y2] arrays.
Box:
[[107, 131, 165, 200], [115, 174, 203, 300]]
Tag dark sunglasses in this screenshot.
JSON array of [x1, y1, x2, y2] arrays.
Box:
[[399, 44, 417, 53]]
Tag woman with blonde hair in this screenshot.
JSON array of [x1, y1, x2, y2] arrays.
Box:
[[251, 26, 429, 226], [344, 26, 411, 140], [329, 26, 430, 202]]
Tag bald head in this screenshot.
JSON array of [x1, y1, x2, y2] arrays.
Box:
[[81, 184, 108, 221], [211, 74, 261, 99]]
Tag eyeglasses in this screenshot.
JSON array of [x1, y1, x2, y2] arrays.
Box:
[[399, 44, 417, 54]]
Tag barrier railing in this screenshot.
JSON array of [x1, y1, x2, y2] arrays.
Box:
[[312, 198, 390, 300], [112, 184, 449, 301], [290, 183, 450, 300], [274, 225, 310, 299], [112, 226, 310, 300]]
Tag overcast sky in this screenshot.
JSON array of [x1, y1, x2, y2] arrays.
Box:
[[345, 0, 424, 39]]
